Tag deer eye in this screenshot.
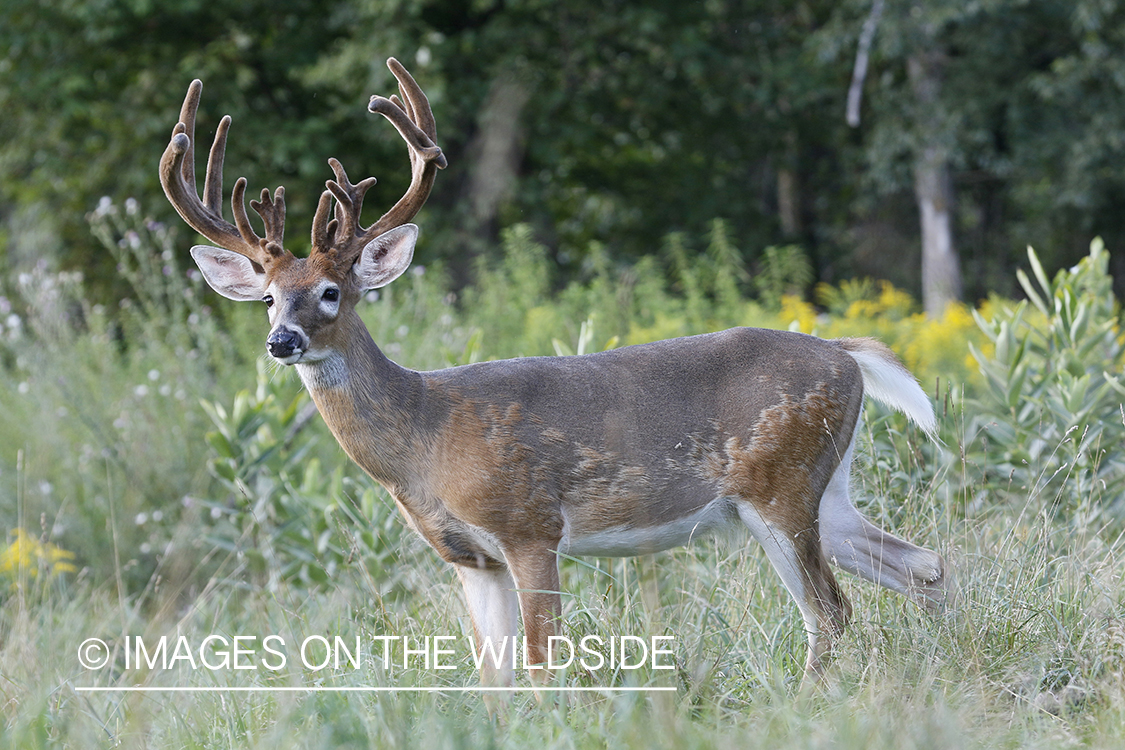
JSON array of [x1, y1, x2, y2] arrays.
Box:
[[263, 295, 274, 307], [322, 287, 340, 302]]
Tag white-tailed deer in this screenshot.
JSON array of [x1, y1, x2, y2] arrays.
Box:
[[160, 58, 947, 689]]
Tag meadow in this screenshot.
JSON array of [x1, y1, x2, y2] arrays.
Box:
[[2, 200, 1124, 748]]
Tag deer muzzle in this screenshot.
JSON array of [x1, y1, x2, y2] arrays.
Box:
[[266, 326, 306, 363]]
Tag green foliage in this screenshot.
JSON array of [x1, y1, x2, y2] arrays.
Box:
[[967, 239, 1125, 515], [753, 244, 813, 310], [3, 0, 370, 280], [457, 221, 764, 360], [551, 315, 619, 357], [6, 0, 1125, 306], [0, 199, 242, 588], [461, 224, 553, 356], [85, 197, 244, 369], [656, 221, 753, 336], [199, 364, 404, 592], [1020, 0, 1125, 264]]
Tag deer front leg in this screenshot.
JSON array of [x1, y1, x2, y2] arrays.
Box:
[[737, 503, 852, 682], [504, 545, 562, 691], [455, 564, 520, 692]]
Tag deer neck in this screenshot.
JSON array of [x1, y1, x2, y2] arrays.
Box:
[[294, 314, 428, 490]]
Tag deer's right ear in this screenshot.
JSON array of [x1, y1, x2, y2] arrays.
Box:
[[190, 245, 267, 302]]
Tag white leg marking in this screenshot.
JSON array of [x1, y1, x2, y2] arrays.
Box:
[[820, 431, 946, 608], [455, 565, 520, 687], [736, 503, 823, 667]]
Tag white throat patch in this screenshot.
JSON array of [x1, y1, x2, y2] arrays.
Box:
[[296, 353, 350, 390]]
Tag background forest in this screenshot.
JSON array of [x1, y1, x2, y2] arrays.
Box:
[[4, 0, 1125, 309], [3, 2, 1125, 749]]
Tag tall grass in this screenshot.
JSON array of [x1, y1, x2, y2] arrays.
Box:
[[1, 204, 1123, 747], [4, 495, 1124, 748]]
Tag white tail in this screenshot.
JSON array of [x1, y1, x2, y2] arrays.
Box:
[[841, 337, 937, 437]]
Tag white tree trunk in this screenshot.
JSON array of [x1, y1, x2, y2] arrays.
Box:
[[913, 143, 962, 316], [908, 51, 962, 317]]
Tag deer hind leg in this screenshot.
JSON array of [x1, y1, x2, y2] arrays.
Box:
[[736, 502, 852, 680], [819, 432, 949, 612], [455, 564, 520, 691]]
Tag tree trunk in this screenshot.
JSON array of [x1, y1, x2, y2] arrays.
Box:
[[467, 74, 531, 229], [908, 51, 962, 317], [449, 72, 531, 285], [777, 131, 802, 239], [913, 143, 961, 316]]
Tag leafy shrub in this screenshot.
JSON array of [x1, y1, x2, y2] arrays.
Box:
[[965, 239, 1125, 517], [462, 224, 554, 356], [0, 198, 262, 589], [200, 363, 405, 592], [753, 243, 812, 310]]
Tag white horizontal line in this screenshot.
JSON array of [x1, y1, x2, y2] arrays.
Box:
[[75, 686, 677, 693]]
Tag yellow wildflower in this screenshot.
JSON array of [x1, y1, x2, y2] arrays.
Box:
[[0, 528, 77, 585]]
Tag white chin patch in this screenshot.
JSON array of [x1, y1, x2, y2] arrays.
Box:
[[274, 352, 304, 366]]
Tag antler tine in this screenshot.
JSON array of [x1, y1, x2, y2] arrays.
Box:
[[318, 159, 377, 256], [313, 58, 446, 267], [201, 114, 230, 213], [159, 79, 289, 267], [250, 186, 287, 251], [387, 93, 417, 172], [366, 58, 447, 240], [311, 188, 337, 251], [389, 58, 437, 142], [177, 80, 201, 194]]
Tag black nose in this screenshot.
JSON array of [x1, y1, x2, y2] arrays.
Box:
[[266, 327, 303, 358]]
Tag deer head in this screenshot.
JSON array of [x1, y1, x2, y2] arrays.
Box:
[[159, 58, 446, 365]]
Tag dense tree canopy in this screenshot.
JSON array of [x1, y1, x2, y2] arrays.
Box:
[[2, 0, 1125, 304]]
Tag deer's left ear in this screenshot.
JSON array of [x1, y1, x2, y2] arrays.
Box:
[[353, 224, 418, 290]]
